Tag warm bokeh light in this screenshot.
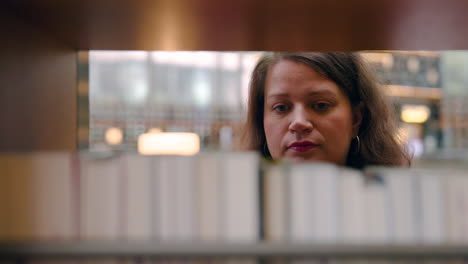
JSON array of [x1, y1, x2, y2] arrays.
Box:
[[138, 132, 200, 155], [401, 105, 431, 123], [407, 56, 420, 73], [148, 128, 162, 134], [105, 127, 123, 145]]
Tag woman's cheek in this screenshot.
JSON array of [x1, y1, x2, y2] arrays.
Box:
[[264, 120, 279, 158], [271, 127, 285, 159]]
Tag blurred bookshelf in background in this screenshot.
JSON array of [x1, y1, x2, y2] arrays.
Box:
[[79, 51, 468, 166], [79, 51, 261, 154]]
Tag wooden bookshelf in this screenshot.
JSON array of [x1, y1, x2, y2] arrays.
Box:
[[5, 0, 468, 51], [1, 242, 468, 260], [3, 0, 468, 261], [2, 0, 468, 151]]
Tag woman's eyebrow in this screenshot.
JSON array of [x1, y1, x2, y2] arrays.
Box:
[[266, 93, 289, 99], [306, 90, 336, 97], [266, 90, 337, 100]]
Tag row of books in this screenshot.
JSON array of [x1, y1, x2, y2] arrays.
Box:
[[264, 163, 452, 244], [1, 152, 468, 244], [0, 152, 258, 241]]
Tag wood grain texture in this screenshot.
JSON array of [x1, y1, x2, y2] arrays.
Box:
[[5, 0, 468, 51], [0, 11, 77, 151]]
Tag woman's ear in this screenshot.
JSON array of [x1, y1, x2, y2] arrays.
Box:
[[352, 102, 364, 137]]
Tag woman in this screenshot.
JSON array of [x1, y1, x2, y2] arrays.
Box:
[[242, 52, 410, 169]]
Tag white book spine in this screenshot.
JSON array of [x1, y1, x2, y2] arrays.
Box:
[[221, 152, 259, 241], [264, 163, 287, 241], [197, 153, 221, 241], [289, 164, 311, 241], [455, 170, 468, 244], [383, 169, 417, 243], [80, 155, 121, 240], [174, 156, 196, 241], [311, 165, 338, 242], [364, 177, 390, 243], [124, 154, 152, 240], [445, 172, 466, 244], [150, 156, 160, 240], [338, 168, 366, 243], [418, 170, 445, 244], [290, 163, 338, 242], [460, 171, 468, 244], [155, 155, 176, 240]]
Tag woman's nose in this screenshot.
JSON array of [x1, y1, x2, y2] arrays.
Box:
[[288, 107, 313, 133]]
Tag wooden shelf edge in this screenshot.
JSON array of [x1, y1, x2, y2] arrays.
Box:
[[1, 241, 468, 259]]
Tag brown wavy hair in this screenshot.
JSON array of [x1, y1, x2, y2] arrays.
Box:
[[241, 52, 411, 169]]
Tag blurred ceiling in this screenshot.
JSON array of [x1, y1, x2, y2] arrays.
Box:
[[4, 0, 468, 51]]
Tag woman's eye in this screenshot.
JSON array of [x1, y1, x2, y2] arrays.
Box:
[[273, 104, 289, 113], [312, 102, 331, 112]]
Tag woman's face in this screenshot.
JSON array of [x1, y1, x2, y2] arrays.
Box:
[[263, 60, 362, 164]]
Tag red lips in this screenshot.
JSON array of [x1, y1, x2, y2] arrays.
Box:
[[288, 141, 319, 152]]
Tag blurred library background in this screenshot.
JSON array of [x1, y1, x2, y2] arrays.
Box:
[[80, 51, 468, 164], [7, 0, 468, 261]]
